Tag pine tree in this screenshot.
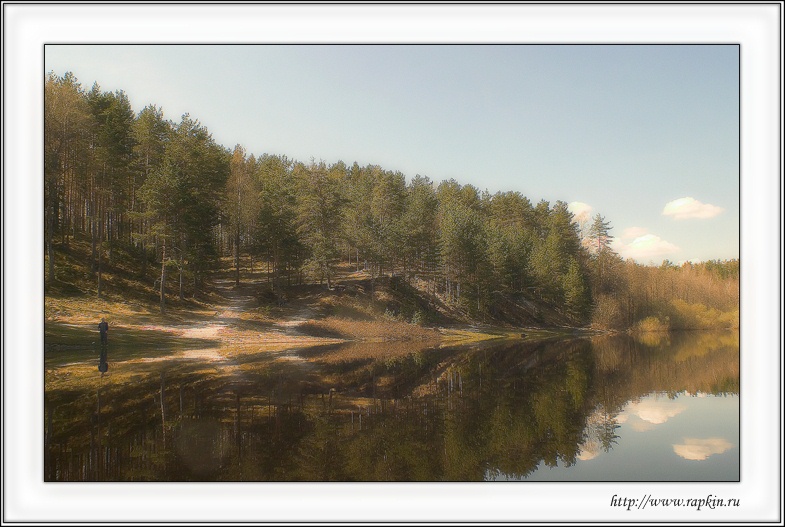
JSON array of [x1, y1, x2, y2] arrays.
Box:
[[587, 213, 618, 295], [44, 72, 93, 283], [562, 257, 590, 321], [295, 161, 344, 288]]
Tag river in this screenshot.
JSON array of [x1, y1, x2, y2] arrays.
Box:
[[43, 330, 739, 481]]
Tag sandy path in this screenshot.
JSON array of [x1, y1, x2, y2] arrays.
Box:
[[130, 278, 264, 363], [175, 277, 260, 341], [169, 278, 335, 365]]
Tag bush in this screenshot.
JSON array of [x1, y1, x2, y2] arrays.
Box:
[[633, 315, 670, 333], [669, 299, 739, 330], [591, 294, 625, 330]]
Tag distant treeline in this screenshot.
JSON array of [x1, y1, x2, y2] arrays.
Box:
[[44, 72, 739, 328]]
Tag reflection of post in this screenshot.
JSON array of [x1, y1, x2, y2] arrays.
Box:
[[235, 393, 242, 463], [98, 348, 108, 374], [45, 398, 53, 480], [96, 381, 102, 478], [160, 372, 167, 446]]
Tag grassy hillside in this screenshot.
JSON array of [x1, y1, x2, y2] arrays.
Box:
[[44, 237, 580, 341]]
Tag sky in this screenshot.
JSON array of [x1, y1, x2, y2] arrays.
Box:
[[45, 44, 740, 264]]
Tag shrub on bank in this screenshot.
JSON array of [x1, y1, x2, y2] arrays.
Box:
[[633, 315, 671, 333], [668, 299, 739, 330], [590, 294, 626, 331]]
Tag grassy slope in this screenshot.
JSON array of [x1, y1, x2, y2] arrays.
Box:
[[44, 238, 576, 351]]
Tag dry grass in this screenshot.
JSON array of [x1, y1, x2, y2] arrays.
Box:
[[45, 294, 216, 328], [301, 340, 436, 365], [296, 316, 441, 342]]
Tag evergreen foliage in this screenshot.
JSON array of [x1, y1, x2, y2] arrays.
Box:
[[43, 72, 739, 328]]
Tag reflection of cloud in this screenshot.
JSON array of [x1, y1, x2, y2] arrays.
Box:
[[577, 446, 601, 461], [622, 398, 686, 429], [673, 438, 733, 460], [568, 201, 593, 224], [636, 400, 686, 424], [630, 420, 656, 432], [662, 197, 724, 220]]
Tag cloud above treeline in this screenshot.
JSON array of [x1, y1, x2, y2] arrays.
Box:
[[567, 201, 593, 224], [662, 197, 724, 220], [612, 227, 680, 263], [566, 201, 683, 263]]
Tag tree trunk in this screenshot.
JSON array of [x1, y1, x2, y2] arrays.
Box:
[[160, 239, 167, 314], [108, 210, 114, 264], [179, 257, 184, 302], [140, 243, 147, 279], [234, 226, 240, 287], [47, 205, 56, 282], [97, 247, 103, 298], [91, 205, 98, 275], [97, 219, 103, 298]]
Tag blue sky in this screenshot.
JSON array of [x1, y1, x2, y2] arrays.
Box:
[[45, 44, 740, 264]]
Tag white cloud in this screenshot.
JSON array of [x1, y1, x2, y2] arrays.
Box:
[[621, 226, 648, 239], [662, 197, 724, 220], [568, 201, 593, 224], [612, 233, 680, 262], [673, 438, 733, 461]]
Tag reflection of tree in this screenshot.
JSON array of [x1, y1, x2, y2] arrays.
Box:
[[45, 331, 738, 481], [598, 413, 621, 452], [342, 405, 443, 481], [293, 414, 348, 481], [460, 339, 595, 478], [580, 404, 620, 458], [590, 331, 739, 409]]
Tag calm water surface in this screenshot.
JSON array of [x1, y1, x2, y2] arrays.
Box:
[[44, 329, 739, 481]]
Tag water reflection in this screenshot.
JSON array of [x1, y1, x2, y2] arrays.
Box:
[[622, 398, 687, 429], [44, 330, 739, 481], [673, 437, 733, 461], [98, 347, 109, 374]]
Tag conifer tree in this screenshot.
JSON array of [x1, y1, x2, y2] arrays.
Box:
[[44, 72, 93, 283], [295, 161, 344, 288]]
